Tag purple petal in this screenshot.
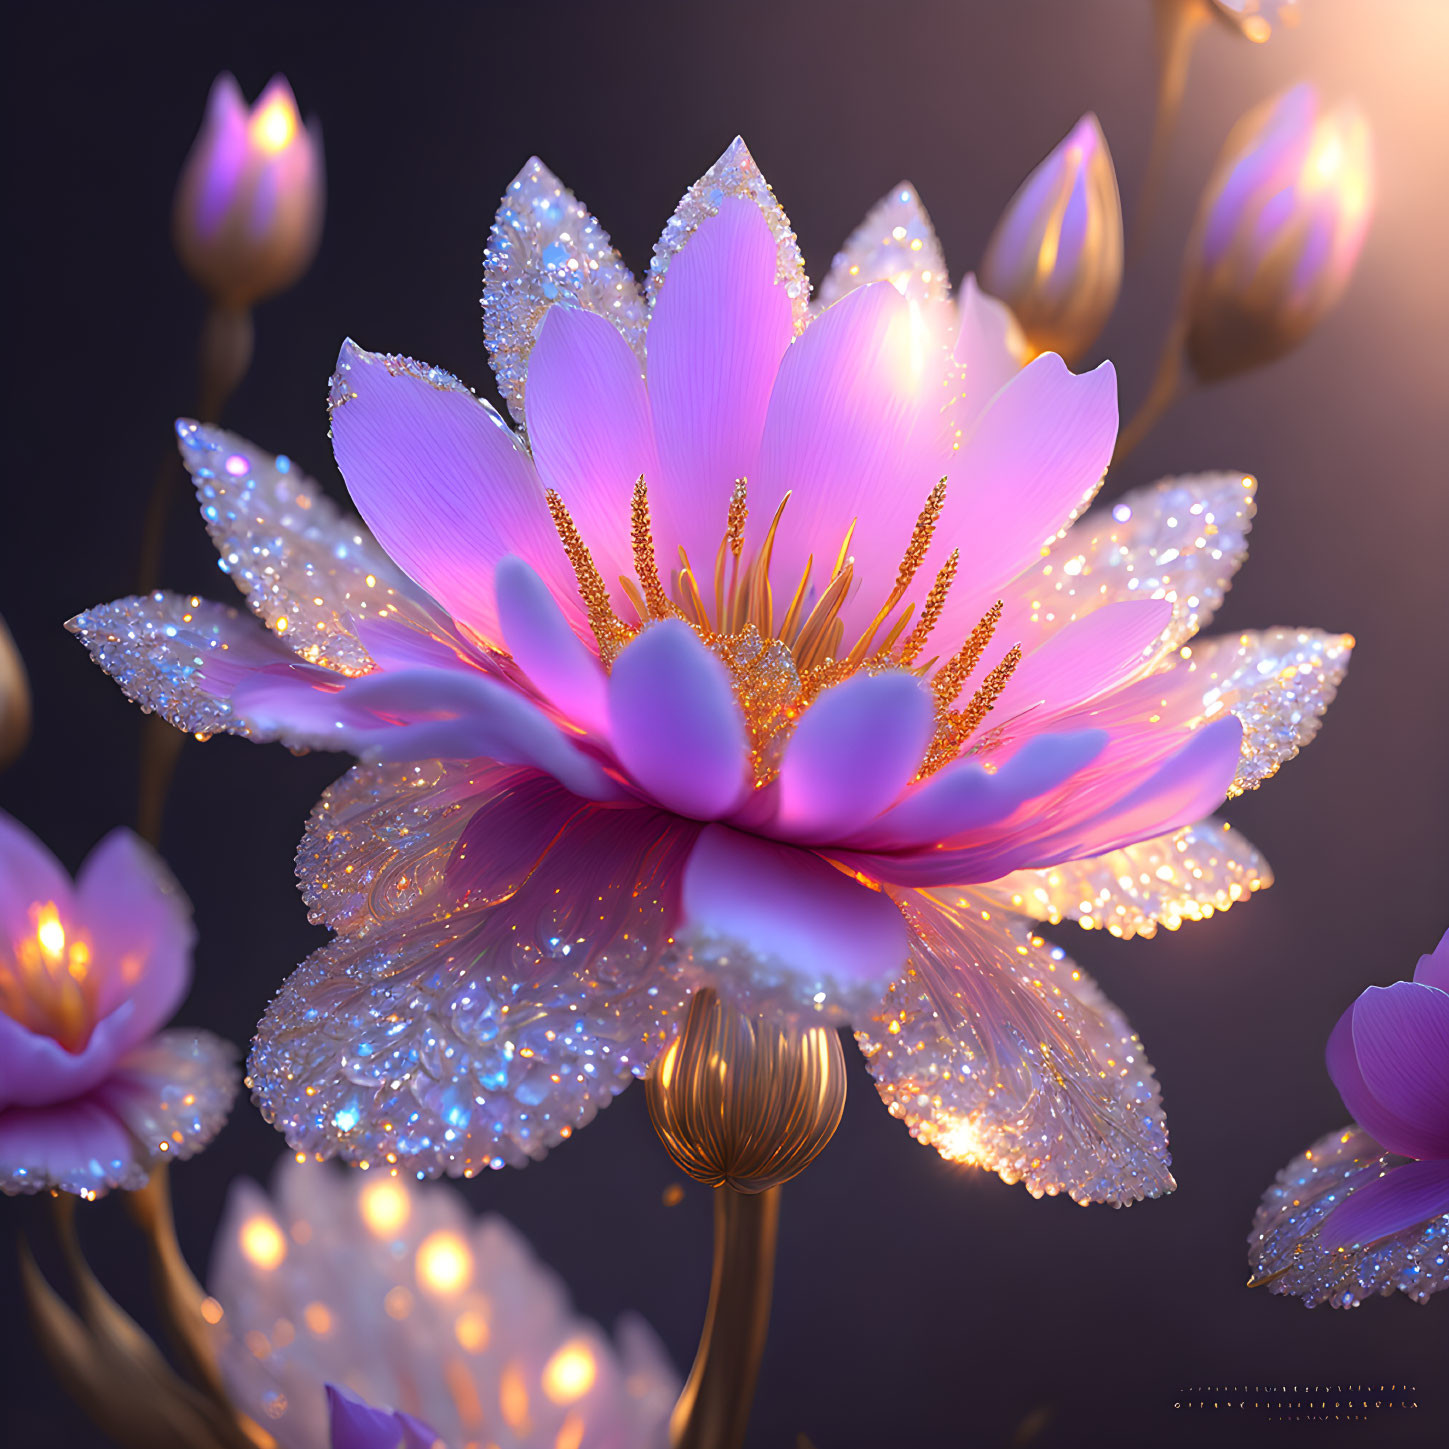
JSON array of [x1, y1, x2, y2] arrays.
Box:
[[0, 1004, 136, 1110], [75, 829, 194, 1042], [525, 305, 657, 599], [1330, 982, 1449, 1159], [329, 342, 566, 642], [0, 810, 76, 943], [680, 825, 909, 1019], [0, 1097, 140, 1198], [1317, 1158, 1449, 1252], [1413, 928, 1449, 991], [648, 198, 794, 576], [774, 671, 934, 843], [495, 555, 609, 737], [608, 620, 748, 819], [326, 1384, 443, 1449]]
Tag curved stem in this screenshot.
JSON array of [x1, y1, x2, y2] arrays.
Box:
[[1113, 322, 1190, 467], [1130, 0, 1208, 259], [671, 1185, 780, 1449]]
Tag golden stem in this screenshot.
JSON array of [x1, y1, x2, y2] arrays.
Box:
[[669, 1186, 780, 1449]]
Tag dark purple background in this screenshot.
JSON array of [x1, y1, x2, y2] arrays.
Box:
[[4, 3, 1447, 1446]]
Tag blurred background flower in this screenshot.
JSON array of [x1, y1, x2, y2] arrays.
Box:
[[0, 615, 29, 771], [1249, 930, 1449, 1307], [207, 1158, 677, 1449], [0, 812, 237, 1198]]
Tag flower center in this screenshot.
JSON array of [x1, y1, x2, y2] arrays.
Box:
[[545, 478, 1021, 786], [0, 902, 96, 1052]]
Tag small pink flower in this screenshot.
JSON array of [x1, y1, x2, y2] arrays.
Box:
[[173, 73, 324, 310], [1250, 930, 1449, 1306], [74, 141, 1351, 1204], [0, 812, 236, 1198]]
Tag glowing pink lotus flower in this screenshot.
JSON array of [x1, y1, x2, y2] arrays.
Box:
[[0, 812, 236, 1198], [208, 1160, 676, 1448], [72, 141, 1351, 1204], [1249, 931, 1449, 1307]]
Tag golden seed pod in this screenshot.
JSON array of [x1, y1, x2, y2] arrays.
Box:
[[0, 614, 30, 771], [980, 113, 1123, 364], [1182, 85, 1374, 382], [646, 991, 847, 1194]]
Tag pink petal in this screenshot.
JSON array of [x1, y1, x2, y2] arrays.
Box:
[[680, 825, 909, 1016], [991, 598, 1173, 720], [755, 282, 955, 634], [937, 354, 1118, 639], [0, 810, 76, 942], [350, 616, 485, 676], [953, 273, 1026, 425], [525, 305, 657, 598], [0, 1097, 140, 1197], [0, 1005, 137, 1110], [846, 730, 1108, 853], [608, 620, 748, 819], [75, 829, 194, 1038], [1316, 1158, 1449, 1252], [647, 198, 794, 575], [1331, 982, 1449, 1160], [494, 555, 609, 737], [774, 671, 935, 843], [1413, 928, 1449, 991], [329, 341, 566, 643]]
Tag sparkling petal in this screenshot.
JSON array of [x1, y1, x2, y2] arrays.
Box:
[[818, 181, 951, 315], [210, 1159, 678, 1449], [0, 1098, 140, 1198], [1249, 1124, 1449, 1307], [482, 156, 647, 429], [1316, 1159, 1449, 1254], [177, 420, 422, 676], [646, 136, 810, 333], [1168, 627, 1353, 794], [679, 824, 909, 1024], [977, 815, 1273, 939], [858, 892, 1173, 1205], [67, 591, 323, 742], [252, 805, 697, 1175], [329, 341, 567, 643]]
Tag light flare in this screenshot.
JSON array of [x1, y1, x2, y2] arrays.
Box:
[[0, 902, 97, 1051]]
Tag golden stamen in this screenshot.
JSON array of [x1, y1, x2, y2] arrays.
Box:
[[545, 489, 630, 660], [674, 549, 712, 629], [793, 563, 854, 672], [725, 478, 749, 560], [898, 549, 959, 665], [933, 600, 1003, 707], [831, 519, 857, 582], [918, 642, 1023, 778], [777, 555, 814, 646], [630, 476, 673, 620], [617, 575, 649, 625]]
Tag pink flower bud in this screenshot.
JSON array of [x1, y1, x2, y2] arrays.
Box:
[[173, 74, 324, 310], [980, 114, 1123, 363], [1184, 84, 1373, 381]]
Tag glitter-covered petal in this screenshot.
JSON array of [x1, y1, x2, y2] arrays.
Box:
[[1168, 627, 1353, 794], [482, 156, 647, 427], [177, 420, 424, 676], [297, 759, 518, 936], [858, 892, 1173, 1205], [1248, 1125, 1449, 1307], [818, 181, 951, 316], [252, 806, 698, 1176], [67, 591, 330, 741], [997, 472, 1259, 659], [977, 815, 1273, 940], [646, 136, 810, 331]]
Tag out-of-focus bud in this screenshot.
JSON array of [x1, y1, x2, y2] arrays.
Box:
[[1183, 84, 1374, 382], [646, 990, 847, 1194], [979, 113, 1123, 363], [1207, 0, 1300, 45], [0, 615, 30, 769], [173, 73, 324, 311]]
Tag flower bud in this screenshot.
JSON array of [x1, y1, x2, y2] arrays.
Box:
[[173, 73, 324, 311], [1207, 0, 1300, 45], [0, 614, 29, 770], [1183, 84, 1373, 382], [646, 991, 847, 1193], [980, 113, 1123, 363]]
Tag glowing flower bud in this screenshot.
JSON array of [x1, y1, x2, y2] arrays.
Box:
[[1208, 0, 1299, 45], [173, 73, 324, 310], [0, 614, 29, 770], [1183, 85, 1374, 382], [979, 113, 1123, 363]]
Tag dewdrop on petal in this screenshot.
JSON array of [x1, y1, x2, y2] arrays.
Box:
[[980, 113, 1123, 363], [173, 73, 324, 311], [1183, 85, 1374, 382]]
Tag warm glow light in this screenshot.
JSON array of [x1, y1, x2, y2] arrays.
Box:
[[415, 1230, 472, 1294], [239, 1216, 287, 1271], [303, 1301, 333, 1336], [359, 1177, 410, 1237], [454, 1308, 490, 1352], [499, 1364, 530, 1431], [35, 904, 66, 962], [252, 98, 297, 154], [542, 1342, 597, 1404]]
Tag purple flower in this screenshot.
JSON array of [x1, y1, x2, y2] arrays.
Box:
[[0, 812, 237, 1198], [1249, 931, 1449, 1306], [73, 141, 1351, 1205], [325, 1387, 442, 1449]]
